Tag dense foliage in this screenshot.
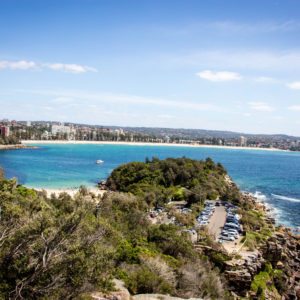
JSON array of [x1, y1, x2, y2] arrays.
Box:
[[107, 157, 233, 207], [0, 135, 20, 145], [0, 156, 295, 300], [0, 161, 227, 299]]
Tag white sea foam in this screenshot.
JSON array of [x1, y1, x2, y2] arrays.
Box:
[[249, 191, 288, 225], [252, 191, 267, 202], [271, 194, 300, 203]]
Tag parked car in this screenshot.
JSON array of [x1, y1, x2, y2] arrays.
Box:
[[221, 235, 235, 241], [225, 222, 240, 229], [221, 230, 238, 238], [199, 221, 208, 225], [226, 229, 239, 235], [226, 218, 239, 224], [224, 232, 238, 239]]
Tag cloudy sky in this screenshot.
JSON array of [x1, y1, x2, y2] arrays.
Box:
[[1, 0, 300, 135]]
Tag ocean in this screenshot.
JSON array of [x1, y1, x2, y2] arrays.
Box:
[[1, 143, 300, 228]]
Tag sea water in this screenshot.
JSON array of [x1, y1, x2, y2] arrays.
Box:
[[0, 143, 300, 228]]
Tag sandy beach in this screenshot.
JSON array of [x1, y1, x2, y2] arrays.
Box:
[[21, 140, 286, 152], [32, 187, 106, 197]]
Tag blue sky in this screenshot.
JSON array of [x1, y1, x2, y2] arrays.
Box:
[[1, 0, 300, 135]]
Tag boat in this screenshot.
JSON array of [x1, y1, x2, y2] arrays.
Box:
[[96, 160, 104, 164]]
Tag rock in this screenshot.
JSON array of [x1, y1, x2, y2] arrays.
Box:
[[91, 279, 130, 300], [294, 272, 300, 282], [133, 295, 202, 300], [225, 270, 252, 296], [261, 241, 283, 263], [284, 290, 297, 300], [295, 286, 300, 299], [276, 261, 284, 269]]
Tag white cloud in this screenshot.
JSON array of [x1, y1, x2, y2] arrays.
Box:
[[45, 63, 97, 74], [168, 50, 300, 71], [196, 70, 242, 82], [52, 97, 74, 104], [17, 88, 223, 112], [0, 60, 37, 70], [157, 114, 174, 119], [288, 105, 300, 111], [287, 81, 300, 90], [255, 76, 278, 83], [248, 102, 275, 112], [0, 60, 97, 74]]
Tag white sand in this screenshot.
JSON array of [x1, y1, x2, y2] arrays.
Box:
[[33, 187, 106, 197], [21, 140, 286, 152]]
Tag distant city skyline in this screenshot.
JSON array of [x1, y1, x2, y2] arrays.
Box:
[[1, 0, 300, 135]]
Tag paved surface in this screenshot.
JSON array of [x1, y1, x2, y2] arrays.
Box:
[[207, 205, 244, 254], [207, 206, 227, 240], [223, 236, 243, 253]]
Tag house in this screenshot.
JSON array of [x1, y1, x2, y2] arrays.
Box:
[[0, 126, 10, 137]]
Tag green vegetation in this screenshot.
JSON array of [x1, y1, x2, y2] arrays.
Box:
[[1, 157, 287, 299], [0, 158, 229, 299], [251, 263, 283, 300], [107, 157, 231, 207], [0, 135, 20, 145], [240, 210, 273, 250]]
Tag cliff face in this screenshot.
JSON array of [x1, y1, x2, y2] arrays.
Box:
[[224, 253, 265, 297], [223, 229, 300, 299], [261, 230, 300, 299]]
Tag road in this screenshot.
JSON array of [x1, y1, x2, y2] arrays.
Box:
[[207, 206, 227, 240]]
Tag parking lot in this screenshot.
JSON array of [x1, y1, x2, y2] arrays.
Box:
[[207, 205, 227, 239], [197, 201, 243, 253]]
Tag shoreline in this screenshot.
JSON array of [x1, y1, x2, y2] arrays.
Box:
[[0, 144, 38, 151], [242, 190, 299, 233], [31, 186, 106, 197], [21, 140, 287, 152], [226, 175, 285, 229]]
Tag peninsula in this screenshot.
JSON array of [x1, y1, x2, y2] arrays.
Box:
[[0, 158, 299, 299]]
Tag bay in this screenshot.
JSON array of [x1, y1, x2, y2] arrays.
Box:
[[1, 143, 300, 228]]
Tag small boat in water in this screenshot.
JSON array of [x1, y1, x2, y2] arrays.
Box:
[[96, 160, 104, 164]]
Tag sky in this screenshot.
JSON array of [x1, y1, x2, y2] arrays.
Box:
[[1, 0, 300, 136]]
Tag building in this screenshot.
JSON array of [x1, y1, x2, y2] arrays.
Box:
[[41, 130, 51, 140], [239, 136, 247, 147], [0, 126, 10, 137], [51, 124, 76, 140]]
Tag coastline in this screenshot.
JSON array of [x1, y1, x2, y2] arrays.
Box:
[[21, 140, 286, 152], [32, 186, 106, 197], [0, 144, 38, 151]]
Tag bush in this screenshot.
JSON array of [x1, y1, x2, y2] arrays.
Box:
[[107, 158, 230, 207]]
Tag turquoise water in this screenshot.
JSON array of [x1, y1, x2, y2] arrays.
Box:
[[1, 143, 300, 228]]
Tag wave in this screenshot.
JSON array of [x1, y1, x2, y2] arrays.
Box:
[[250, 191, 283, 220], [252, 191, 267, 202], [271, 194, 300, 203]]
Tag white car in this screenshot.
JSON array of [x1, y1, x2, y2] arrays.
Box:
[[199, 220, 208, 225]]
